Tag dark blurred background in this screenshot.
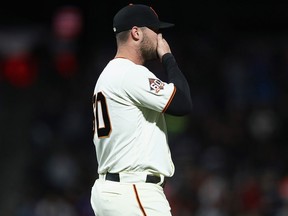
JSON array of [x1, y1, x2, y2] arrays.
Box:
[[1, 1, 288, 216]]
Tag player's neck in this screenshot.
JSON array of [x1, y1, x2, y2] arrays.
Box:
[[115, 48, 144, 65]]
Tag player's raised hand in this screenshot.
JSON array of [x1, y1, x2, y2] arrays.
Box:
[[157, 33, 171, 60]]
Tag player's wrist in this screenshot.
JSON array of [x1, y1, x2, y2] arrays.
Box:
[[162, 53, 174, 64]]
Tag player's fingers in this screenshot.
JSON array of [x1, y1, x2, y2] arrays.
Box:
[[158, 34, 166, 44]]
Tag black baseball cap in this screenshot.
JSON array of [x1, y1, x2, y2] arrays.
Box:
[[113, 4, 174, 34]]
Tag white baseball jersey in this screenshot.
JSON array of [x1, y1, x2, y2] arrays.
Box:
[[92, 57, 176, 177]]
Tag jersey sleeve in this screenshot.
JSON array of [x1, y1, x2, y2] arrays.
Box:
[[122, 65, 176, 112]]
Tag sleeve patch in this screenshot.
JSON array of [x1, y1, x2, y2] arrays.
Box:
[[149, 78, 165, 93]]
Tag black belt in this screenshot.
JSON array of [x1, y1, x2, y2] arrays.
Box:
[[105, 172, 166, 188]]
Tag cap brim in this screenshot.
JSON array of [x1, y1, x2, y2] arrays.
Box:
[[159, 21, 175, 29]]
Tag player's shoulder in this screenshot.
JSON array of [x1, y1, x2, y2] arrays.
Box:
[[111, 58, 147, 69], [111, 58, 153, 76]]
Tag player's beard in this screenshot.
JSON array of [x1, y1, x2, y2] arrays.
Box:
[[140, 32, 158, 62]]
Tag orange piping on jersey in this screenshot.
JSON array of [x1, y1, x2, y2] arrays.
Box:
[[114, 56, 126, 59], [133, 184, 147, 216], [162, 86, 176, 113]]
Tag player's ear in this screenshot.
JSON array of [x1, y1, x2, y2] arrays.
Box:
[[131, 26, 141, 40]]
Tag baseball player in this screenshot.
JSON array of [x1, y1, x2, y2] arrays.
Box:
[[90, 4, 192, 216]]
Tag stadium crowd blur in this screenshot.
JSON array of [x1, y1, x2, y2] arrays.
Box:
[[1, 2, 288, 216]]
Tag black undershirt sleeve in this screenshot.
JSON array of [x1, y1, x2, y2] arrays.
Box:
[[162, 53, 193, 116]]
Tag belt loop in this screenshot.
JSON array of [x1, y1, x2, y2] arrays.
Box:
[[160, 174, 165, 184], [99, 174, 106, 181], [159, 174, 165, 187]]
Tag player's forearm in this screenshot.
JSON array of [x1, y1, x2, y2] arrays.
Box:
[[162, 53, 193, 115], [162, 53, 190, 94]]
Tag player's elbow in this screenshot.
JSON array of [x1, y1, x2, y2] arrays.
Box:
[[165, 97, 193, 116]]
